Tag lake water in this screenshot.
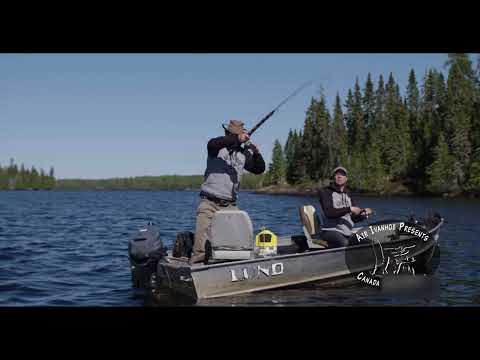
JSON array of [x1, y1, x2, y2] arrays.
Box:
[[0, 190, 479, 306]]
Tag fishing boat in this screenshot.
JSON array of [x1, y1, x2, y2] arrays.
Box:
[[128, 206, 443, 301]]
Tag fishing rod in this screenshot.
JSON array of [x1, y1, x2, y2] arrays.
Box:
[[247, 80, 313, 138]]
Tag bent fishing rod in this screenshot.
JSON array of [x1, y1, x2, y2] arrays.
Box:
[[246, 81, 313, 142]]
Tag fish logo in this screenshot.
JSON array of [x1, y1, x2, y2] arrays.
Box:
[[376, 244, 417, 275]]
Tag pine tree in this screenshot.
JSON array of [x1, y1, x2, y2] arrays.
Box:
[[284, 130, 296, 184], [421, 69, 435, 113], [352, 78, 366, 153], [364, 140, 387, 192], [417, 69, 437, 183], [477, 55, 480, 82], [0, 163, 6, 190], [378, 73, 411, 180], [268, 139, 286, 185], [39, 169, 46, 190], [407, 69, 421, 170], [363, 73, 375, 131], [344, 89, 355, 152], [283, 129, 294, 185], [330, 93, 349, 168], [470, 56, 480, 151], [302, 98, 317, 181], [347, 153, 366, 191], [467, 146, 480, 194], [371, 74, 386, 153], [312, 95, 331, 180], [7, 159, 18, 189], [397, 98, 414, 176], [445, 54, 476, 188], [407, 69, 420, 118], [446, 54, 477, 82], [419, 69, 448, 170], [48, 166, 56, 189], [383, 73, 405, 179], [16, 163, 26, 189], [290, 130, 306, 184], [299, 95, 331, 182], [426, 132, 456, 194], [284, 129, 295, 169], [8, 158, 14, 172], [393, 80, 414, 175], [31, 166, 39, 189], [433, 70, 448, 133], [477, 55, 480, 88], [466, 56, 480, 192]]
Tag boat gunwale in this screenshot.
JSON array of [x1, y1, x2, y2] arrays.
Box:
[[170, 219, 444, 273]]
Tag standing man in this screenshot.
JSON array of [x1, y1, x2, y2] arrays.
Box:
[[318, 166, 373, 248], [189, 120, 266, 264]]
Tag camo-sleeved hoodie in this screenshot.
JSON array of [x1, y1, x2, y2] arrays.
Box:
[[318, 183, 364, 236]]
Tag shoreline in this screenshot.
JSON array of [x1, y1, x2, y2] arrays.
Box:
[[253, 184, 478, 199], [2, 186, 479, 200]]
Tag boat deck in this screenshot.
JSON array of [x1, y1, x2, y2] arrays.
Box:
[[163, 234, 316, 269]]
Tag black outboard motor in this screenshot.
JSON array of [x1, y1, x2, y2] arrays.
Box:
[[128, 222, 167, 289]]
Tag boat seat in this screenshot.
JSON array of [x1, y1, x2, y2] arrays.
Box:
[[298, 205, 328, 249], [209, 210, 254, 260]]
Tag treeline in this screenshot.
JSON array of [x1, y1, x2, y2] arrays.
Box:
[[0, 158, 56, 190], [56, 172, 265, 190], [264, 54, 480, 196]]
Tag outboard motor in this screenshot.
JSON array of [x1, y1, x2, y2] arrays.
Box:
[[128, 222, 166, 289]]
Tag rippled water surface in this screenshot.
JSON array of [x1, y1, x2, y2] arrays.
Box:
[[0, 190, 479, 306]]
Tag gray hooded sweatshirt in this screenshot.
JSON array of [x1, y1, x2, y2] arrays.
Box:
[[318, 184, 365, 236], [200, 135, 265, 202]]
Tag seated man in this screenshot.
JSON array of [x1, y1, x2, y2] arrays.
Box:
[[318, 166, 373, 248]]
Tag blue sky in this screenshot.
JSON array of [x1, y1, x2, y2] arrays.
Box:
[[1, 53, 449, 179]]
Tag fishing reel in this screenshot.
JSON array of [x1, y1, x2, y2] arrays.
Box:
[[360, 208, 373, 219], [243, 140, 258, 152]]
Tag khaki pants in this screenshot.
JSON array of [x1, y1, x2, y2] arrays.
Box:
[[191, 198, 239, 262]]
